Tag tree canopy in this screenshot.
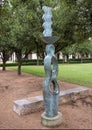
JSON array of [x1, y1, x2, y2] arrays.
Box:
[[0, 0, 92, 74]]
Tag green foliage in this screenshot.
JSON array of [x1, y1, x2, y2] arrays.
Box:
[[68, 58, 92, 64], [1, 0, 92, 52], [61, 40, 92, 60], [0, 62, 18, 67], [0, 1, 11, 46], [74, 40, 92, 55], [52, 0, 92, 52], [0, 0, 92, 73], [0, 1, 13, 70], [1, 0, 92, 51]]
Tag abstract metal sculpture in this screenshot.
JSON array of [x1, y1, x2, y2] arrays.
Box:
[[42, 6, 60, 118]]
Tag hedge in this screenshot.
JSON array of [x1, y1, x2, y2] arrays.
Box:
[[0, 58, 92, 67]]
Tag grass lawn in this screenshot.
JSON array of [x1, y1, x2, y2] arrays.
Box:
[[9, 63, 92, 88]]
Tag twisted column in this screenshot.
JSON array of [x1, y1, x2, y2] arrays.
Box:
[[43, 43, 60, 117]]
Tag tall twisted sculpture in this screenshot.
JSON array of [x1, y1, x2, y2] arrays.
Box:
[[41, 6, 62, 127]]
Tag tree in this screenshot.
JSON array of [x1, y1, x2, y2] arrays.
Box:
[[0, 47, 13, 70], [62, 39, 92, 63], [40, 0, 92, 54], [72, 40, 92, 62], [10, 0, 45, 75], [1, 0, 92, 73], [10, 0, 92, 66], [53, 0, 92, 53], [61, 45, 73, 62], [0, 0, 13, 71]]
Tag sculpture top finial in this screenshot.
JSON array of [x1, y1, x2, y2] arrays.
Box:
[[42, 6, 52, 14], [42, 6, 52, 37]]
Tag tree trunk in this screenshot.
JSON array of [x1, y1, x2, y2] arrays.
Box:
[[66, 54, 69, 63], [36, 42, 39, 65], [42, 50, 45, 59], [18, 59, 22, 75], [56, 53, 60, 60], [16, 50, 22, 75], [2, 50, 6, 71], [2, 60, 6, 71]]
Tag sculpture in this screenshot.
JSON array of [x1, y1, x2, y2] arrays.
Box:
[[42, 6, 60, 118]]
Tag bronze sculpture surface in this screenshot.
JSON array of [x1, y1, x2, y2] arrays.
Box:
[[42, 6, 60, 117]]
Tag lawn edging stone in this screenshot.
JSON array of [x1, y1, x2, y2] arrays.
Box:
[[13, 87, 89, 116]]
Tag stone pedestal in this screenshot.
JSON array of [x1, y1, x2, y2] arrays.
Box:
[[41, 112, 62, 127]]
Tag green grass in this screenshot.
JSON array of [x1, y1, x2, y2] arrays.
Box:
[[9, 63, 92, 88], [58, 64, 92, 87]]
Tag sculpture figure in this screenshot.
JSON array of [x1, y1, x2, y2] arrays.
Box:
[[43, 43, 60, 117], [42, 6, 60, 118]]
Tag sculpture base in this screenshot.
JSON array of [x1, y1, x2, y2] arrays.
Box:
[[41, 112, 62, 127]]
